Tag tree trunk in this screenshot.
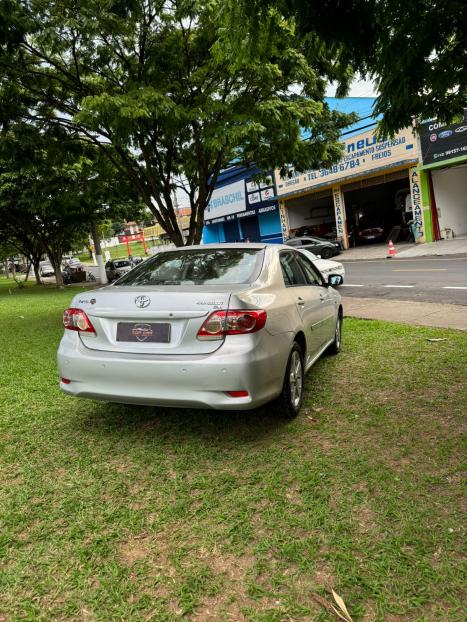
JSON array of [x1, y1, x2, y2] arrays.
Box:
[[91, 222, 108, 284], [48, 254, 64, 288], [32, 260, 42, 285], [10, 261, 24, 288], [3, 260, 10, 278], [24, 260, 32, 282]]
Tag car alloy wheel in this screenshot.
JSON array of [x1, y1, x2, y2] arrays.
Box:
[[327, 314, 342, 355], [271, 342, 304, 419], [289, 350, 303, 408], [335, 316, 341, 350]]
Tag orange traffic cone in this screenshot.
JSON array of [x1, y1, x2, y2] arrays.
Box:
[[387, 240, 396, 258]]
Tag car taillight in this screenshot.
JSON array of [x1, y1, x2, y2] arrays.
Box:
[[63, 308, 96, 333], [197, 310, 267, 340]]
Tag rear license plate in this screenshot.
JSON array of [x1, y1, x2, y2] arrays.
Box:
[[366, 235, 375, 239], [116, 322, 171, 343]]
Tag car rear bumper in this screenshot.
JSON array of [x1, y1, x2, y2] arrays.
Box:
[[57, 331, 291, 410]]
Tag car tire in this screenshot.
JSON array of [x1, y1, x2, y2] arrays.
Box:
[[327, 312, 342, 355], [320, 247, 332, 259], [272, 342, 304, 419]]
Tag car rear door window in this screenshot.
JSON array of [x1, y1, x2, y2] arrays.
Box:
[[279, 252, 308, 287]]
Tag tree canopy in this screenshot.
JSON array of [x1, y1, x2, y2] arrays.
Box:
[[0, 0, 355, 246], [0, 1, 464, 248], [0, 121, 143, 285], [233, 1, 467, 134]]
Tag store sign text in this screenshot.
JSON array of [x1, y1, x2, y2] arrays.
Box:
[[332, 189, 345, 240], [275, 127, 417, 196], [409, 168, 424, 241], [205, 179, 246, 219]]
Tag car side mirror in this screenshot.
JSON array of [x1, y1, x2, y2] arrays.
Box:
[[327, 274, 343, 287]]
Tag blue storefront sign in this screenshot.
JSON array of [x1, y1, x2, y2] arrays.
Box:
[[203, 167, 283, 244]]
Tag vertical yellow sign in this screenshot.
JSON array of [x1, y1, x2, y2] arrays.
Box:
[[332, 187, 349, 249], [278, 200, 290, 241], [409, 167, 426, 243]]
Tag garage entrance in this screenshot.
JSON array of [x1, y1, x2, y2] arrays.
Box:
[[285, 190, 335, 239], [342, 170, 413, 246], [431, 164, 467, 238]]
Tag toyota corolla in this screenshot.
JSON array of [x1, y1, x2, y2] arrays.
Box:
[[57, 244, 343, 418]]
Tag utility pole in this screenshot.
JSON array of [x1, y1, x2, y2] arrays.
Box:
[[90, 221, 108, 284]]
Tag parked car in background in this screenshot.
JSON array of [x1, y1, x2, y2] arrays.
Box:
[[105, 258, 133, 281], [351, 223, 385, 245], [297, 248, 345, 284], [286, 236, 341, 259], [39, 262, 55, 277], [58, 243, 343, 418], [8, 258, 27, 273], [62, 256, 82, 267]]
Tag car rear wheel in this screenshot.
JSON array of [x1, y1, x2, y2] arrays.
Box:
[[272, 342, 304, 419], [320, 247, 332, 259], [327, 313, 342, 355]]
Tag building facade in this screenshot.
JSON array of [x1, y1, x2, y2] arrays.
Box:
[[418, 110, 467, 240], [202, 165, 283, 244], [274, 126, 426, 248]]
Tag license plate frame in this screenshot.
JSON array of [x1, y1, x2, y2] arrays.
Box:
[[116, 322, 171, 343]]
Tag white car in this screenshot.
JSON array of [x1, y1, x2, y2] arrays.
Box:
[[58, 244, 344, 418], [39, 262, 55, 277], [298, 248, 345, 284]]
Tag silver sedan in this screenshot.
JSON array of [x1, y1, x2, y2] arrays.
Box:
[[57, 244, 343, 418]]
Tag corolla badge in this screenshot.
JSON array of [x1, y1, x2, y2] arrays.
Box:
[[135, 295, 151, 308], [131, 323, 153, 342]]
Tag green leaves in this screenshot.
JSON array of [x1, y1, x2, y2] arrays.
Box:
[[0, 122, 142, 282], [1, 0, 358, 245]]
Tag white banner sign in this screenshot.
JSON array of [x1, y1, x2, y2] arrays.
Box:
[[205, 179, 246, 219]]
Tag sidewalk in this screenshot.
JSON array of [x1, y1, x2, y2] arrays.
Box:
[[395, 236, 467, 258], [343, 297, 467, 330], [341, 236, 467, 261]]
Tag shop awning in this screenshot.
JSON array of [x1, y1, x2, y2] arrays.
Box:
[[418, 154, 467, 171], [272, 158, 419, 201]]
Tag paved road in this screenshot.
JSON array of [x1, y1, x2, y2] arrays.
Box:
[[340, 256, 467, 305]]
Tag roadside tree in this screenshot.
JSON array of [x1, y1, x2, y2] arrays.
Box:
[[0, 123, 142, 286], [0, 0, 355, 246], [230, 0, 467, 135]]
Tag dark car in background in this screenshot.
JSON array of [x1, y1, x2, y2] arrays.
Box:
[[285, 236, 341, 259], [351, 222, 385, 245]]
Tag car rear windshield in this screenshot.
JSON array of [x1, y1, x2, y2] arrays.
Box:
[[115, 248, 263, 286], [114, 260, 131, 268]]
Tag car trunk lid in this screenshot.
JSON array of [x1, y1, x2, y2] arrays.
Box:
[[76, 287, 233, 355]]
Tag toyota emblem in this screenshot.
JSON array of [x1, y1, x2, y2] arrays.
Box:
[[135, 295, 151, 308]]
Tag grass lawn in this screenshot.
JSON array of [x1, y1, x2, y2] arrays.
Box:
[[78, 240, 154, 263], [0, 280, 465, 621]]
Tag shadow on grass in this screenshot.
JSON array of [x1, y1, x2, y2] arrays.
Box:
[[76, 399, 289, 448]]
